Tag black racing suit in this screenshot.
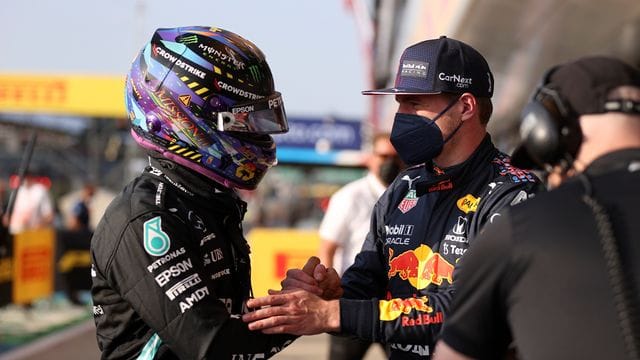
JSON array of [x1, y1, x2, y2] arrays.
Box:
[[440, 148, 640, 360], [339, 135, 542, 359], [91, 157, 295, 359]]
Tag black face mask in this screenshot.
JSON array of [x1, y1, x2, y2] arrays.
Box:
[[378, 157, 402, 186], [390, 96, 462, 165]]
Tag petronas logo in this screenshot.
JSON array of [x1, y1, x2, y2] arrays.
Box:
[[248, 65, 262, 82], [143, 216, 171, 256], [179, 35, 198, 45]]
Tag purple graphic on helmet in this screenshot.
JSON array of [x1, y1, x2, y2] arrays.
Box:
[[126, 26, 288, 190]]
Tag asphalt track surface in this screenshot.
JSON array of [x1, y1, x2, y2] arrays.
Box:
[[0, 321, 387, 360]]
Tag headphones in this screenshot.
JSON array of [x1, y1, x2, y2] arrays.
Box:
[[519, 67, 583, 170], [520, 66, 640, 170]]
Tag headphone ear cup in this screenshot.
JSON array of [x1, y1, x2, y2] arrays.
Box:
[[562, 116, 583, 162], [520, 89, 584, 168], [520, 100, 562, 166]]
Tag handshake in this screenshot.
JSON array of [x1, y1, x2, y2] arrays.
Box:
[[241, 256, 343, 335]]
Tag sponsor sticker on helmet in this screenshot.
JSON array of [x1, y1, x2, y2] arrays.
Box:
[[178, 94, 191, 106], [236, 162, 256, 181], [144, 216, 171, 256]]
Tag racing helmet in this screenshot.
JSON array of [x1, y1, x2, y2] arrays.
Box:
[[126, 26, 288, 190]]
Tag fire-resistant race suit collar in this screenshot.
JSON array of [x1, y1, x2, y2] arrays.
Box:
[[145, 155, 251, 260], [145, 154, 244, 203], [582, 147, 640, 176], [415, 134, 497, 196]]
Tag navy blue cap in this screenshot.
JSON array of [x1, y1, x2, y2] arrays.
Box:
[[362, 36, 494, 98]]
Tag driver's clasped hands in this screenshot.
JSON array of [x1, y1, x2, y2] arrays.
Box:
[[242, 256, 343, 335]]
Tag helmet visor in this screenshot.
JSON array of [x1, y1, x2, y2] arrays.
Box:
[[217, 92, 288, 134]]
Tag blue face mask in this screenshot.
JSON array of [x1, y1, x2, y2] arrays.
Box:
[[390, 97, 462, 165]]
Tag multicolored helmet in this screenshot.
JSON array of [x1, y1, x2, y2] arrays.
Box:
[[126, 26, 288, 190]]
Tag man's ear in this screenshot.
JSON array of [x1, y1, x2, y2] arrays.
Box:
[[459, 93, 477, 121]]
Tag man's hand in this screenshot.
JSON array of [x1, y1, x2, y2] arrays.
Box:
[[243, 289, 340, 335], [271, 256, 323, 296], [316, 266, 343, 300], [271, 256, 344, 300]]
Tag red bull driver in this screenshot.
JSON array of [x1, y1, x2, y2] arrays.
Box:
[[242, 36, 542, 359], [434, 57, 640, 360]]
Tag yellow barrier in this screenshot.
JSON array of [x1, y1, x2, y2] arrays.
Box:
[[12, 228, 55, 304], [247, 228, 320, 297], [0, 257, 11, 283], [6, 226, 319, 302]]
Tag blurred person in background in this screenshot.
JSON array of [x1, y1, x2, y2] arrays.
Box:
[[318, 132, 400, 359], [5, 168, 54, 235], [65, 182, 95, 231], [57, 191, 93, 306], [90, 26, 299, 359], [0, 179, 8, 251], [434, 56, 640, 360], [243, 36, 542, 359]]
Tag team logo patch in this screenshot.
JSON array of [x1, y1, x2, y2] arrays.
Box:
[[510, 190, 529, 205], [456, 194, 480, 214], [387, 244, 454, 289], [401, 60, 428, 78], [144, 216, 171, 256], [398, 190, 418, 214]]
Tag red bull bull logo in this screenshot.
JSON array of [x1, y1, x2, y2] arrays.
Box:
[[422, 252, 453, 285], [388, 245, 454, 289], [387, 248, 419, 280]]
